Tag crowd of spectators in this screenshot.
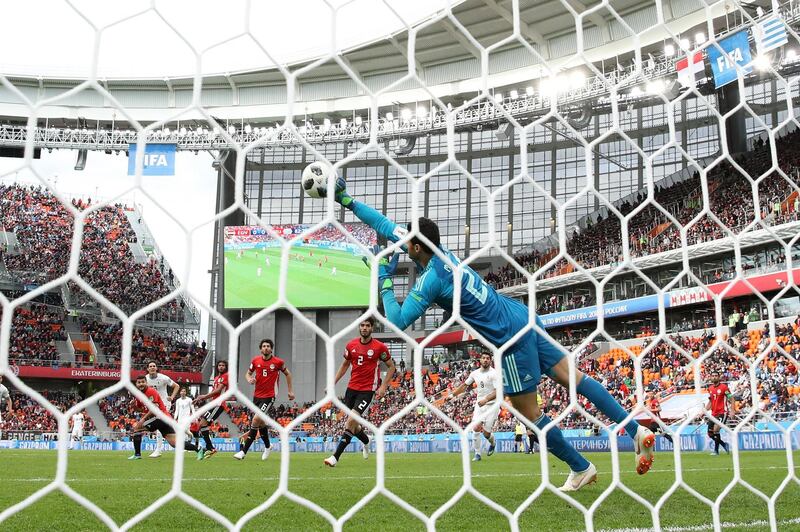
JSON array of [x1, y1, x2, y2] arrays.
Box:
[[1, 390, 95, 434], [485, 131, 800, 290], [0, 184, 185, 320], [5, 303, 66, 368], [0, 301, 207, 373], [81, 319, 208, 373]]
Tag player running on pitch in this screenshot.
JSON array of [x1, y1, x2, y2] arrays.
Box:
[[448, 352, 499, 462], [145, 361, 179, 458], [193, 360, 229, 460], [705, 373, 734, 455], [324, 178, 656, 491], [324, 316, 396, 467], [234, 339, 295, 460], [128, 375, 202, 460]]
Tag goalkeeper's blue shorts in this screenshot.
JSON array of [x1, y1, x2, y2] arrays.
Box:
[[502, 329, 565, 396]]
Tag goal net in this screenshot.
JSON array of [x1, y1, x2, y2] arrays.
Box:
[[1, 0, 799, 530]]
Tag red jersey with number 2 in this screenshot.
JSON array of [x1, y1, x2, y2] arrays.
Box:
[[135, 387, 171, 416], [344, 338, 390, 392], [708, 383, 729, 416], [249, 356, 285, 398]]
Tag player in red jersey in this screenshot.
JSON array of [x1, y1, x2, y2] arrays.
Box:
[[644, 392, 673, 444], [324, 317, 396, 467], [234, 339, 295, 461], [705, 373, 734, 455], [192, 360, 229, 460], [128, 375, 201, 460]]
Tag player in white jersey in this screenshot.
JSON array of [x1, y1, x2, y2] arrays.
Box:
[[145, 361, 179, 458], [69, 406, 85, 450], [0, 375, 13, 441], [448, 353, 500, 461], [173, 388, 194, 423], [173, 387, 195, 440]]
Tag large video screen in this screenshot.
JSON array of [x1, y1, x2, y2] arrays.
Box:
[[223, 223, 377, 309]]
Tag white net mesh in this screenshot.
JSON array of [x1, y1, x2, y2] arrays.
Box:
[[1, 0, 800, 530]]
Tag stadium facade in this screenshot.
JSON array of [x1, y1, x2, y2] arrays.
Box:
[[0, 0, 798, 405]]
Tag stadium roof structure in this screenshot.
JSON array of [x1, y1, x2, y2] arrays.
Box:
[[0, 0, 741, 122]]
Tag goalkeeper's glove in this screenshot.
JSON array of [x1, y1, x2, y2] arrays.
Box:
[[334, 176, 355, 210], [378, 252, 400, 294]]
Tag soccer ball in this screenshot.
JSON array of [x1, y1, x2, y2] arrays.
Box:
[[301, 161, 334, 199]]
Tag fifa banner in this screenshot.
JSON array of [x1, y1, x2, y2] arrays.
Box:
[[539, 268, 800, 328], [5, 430, 799, 453], [12, 364, 202, 384], [706, 30, 753, 89], [127, 143, 176, 176]]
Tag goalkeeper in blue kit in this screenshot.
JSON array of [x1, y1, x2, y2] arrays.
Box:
[[325, 178, 655, 491]]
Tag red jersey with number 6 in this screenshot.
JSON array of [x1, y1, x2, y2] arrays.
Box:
[[249, 356, 285, 398], [135, 387, 171, 416], [708, 383, 730, 416], [344, 338, 390, 392]]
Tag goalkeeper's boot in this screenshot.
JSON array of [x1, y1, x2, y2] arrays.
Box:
[[324, 455, 338, 467], [472, 453, 482, 462], [203, 449, 218, 460], [558, 463, 598, 492], [634, 425, 656, 475], [195, 448, 205, 461], [128, 454, 142, 461]]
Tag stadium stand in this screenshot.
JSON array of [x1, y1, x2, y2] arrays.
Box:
[[485, 131, 800, 289], [6, 303, 66, 368], [81, 319, 208, 373], [0, 184, 182, 319], [2, 390, 95, 435]]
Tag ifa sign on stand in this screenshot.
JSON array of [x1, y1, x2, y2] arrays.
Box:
[[127, 143, 176, 176], [706, 30, 753, 89]]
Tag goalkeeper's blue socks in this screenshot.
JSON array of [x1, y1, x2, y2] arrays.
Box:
[[576, 375, 640, 439], [534, 414, 590, 472]]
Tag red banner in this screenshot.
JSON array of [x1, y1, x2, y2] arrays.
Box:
[[12, 365, 203, 384]]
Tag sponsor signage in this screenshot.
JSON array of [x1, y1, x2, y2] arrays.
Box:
[[707, 30, 753, 88], [14, 365, 202, 383], [4, 431, 798, 453], [127, 143, 176, 176]]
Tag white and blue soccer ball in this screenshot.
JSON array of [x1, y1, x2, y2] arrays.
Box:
[[301, 161, 334, 199]]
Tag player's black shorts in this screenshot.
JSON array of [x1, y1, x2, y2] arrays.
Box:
[[344, 388, 374, 416], [142, 417, 175, 436], [515, 434, 523, 442], [202, 404, 225, 424], [708, 413, 729, 431], [253, 397, 275, 416]]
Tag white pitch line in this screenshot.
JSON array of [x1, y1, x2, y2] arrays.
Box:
[[585, 516, 800, 532], [3, 464, 797, 483]]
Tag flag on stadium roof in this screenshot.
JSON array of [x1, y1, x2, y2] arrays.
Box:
[[676, 51, 704, 87], [753, 16, 788, 55]]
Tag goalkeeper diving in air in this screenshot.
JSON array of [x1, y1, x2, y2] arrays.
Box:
[[323, 177, 655, 491]]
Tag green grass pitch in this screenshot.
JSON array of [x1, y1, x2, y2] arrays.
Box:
[[1, 449, 799, 531], [224, 246, 370, 309]]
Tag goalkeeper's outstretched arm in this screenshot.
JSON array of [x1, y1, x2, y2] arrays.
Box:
[[334, 178, 435, 330], [331, 177, 408, 248]]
